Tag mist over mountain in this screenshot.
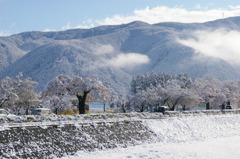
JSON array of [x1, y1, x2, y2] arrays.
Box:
[[1, 16, 240, 93]]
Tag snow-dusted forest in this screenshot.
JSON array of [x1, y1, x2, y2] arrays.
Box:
[[1, 72, 239, 115]]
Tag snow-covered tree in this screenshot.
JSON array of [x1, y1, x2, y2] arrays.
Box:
[[43, 75, 110, 114], [221, 80, 240, 107], [0, 77, 16, 108], [193, 76, 222, 109], [159, 80, 200, 110], [115, 94, 128, 113], [129, 73, 198, 111], [211, 94, 227, 109], [128, 89, 152, 112], [41, 95, 73, 114], [0, 73, 40, 114], [131, 73, 193, 93], [129, 73, 240, 111]]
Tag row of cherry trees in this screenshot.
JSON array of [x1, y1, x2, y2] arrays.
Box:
[[126, 73, 240, 112], [1, 72, 240, 114], [0, 73, 110, 114]]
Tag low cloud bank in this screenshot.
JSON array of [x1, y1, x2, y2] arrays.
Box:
[[178, 29, 240, 65], [108, 53, 150, 68], [92, 44, 150, 69]]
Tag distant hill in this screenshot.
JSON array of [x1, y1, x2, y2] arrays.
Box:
[[1, 16, 240, 93]]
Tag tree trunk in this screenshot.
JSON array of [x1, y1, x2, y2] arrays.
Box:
[[103, 103, 106, 112], [140, 102, 146, 112], [206, 102, 210, 110], [170, 106, 175, 111], [162, 98, 170, 106], [121, 104, 126, 113], [227, 101, 230, 105], [77, 91, 90, 114], [25, 107, 29, 115], [221, 102, 225, 110], [55, 107, 59, 114], [170, 98, 181, 111], [182, 105, 186, 111], [140, 105, 144, 112]]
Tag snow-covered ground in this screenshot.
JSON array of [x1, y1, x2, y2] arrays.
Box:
[[60, 114, 240, 159], [60, 136, 240, 159]]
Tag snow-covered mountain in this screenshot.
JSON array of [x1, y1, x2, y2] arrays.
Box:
[[1, 16, 240, 93]]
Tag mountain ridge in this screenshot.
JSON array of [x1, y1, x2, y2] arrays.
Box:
[[1, 16, 240, 93]]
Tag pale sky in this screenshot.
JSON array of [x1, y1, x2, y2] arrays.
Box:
[[0, 0, 240, 36]]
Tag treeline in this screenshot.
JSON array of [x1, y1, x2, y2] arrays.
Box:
[[0, 73, 109, 115], [1, 72, 240, 115], [125, 73, 240, 112]]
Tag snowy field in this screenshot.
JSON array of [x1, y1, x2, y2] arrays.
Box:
[[60, 114, 240, 159], [61, 136, 240, 159]]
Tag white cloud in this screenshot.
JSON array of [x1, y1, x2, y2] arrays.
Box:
[[44, 28, 56, 32], [75, 19, 95, 29], [0, 30, 10, 37], [62, 22, 72, 30], [91, 45, 150, 69], [60, 6, 240, 31], [177, 29, 240, 65], [75, 24, 95, 29], [228, 5, 240, 10], [61, 19, 95, 30], [96, 5, 240, 25], [93, 44, 114, 55], [107, 53, 150, 68]]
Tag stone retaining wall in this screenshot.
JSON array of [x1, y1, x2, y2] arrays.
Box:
[[0, 120, 157, 158]]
